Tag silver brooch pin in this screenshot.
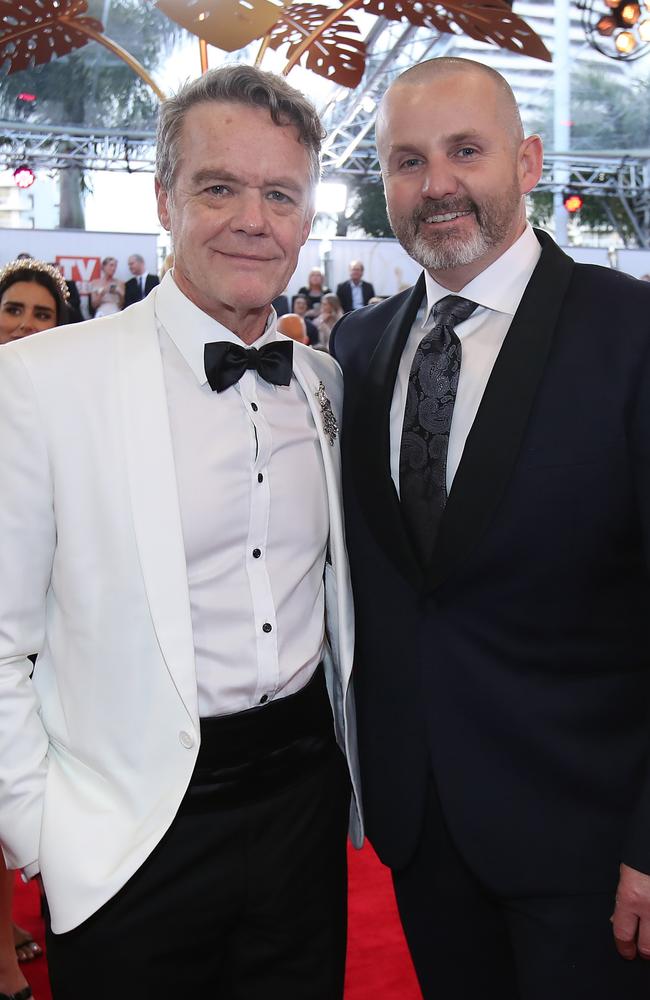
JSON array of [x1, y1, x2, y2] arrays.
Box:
[[315, 380, 338, 446]]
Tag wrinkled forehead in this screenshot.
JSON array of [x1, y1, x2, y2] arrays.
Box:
[[377, 69, 520, 156]]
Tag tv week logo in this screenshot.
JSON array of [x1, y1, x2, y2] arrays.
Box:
[[55, 256, 101, 289]]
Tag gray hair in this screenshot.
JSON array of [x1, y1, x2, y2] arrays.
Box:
[[156, 64, 325, 199]]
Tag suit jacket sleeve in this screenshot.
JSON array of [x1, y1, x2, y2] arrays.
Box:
[[623, 331, 650, 875], [0, 348, 53, 869], [335, 283, 351, 313]]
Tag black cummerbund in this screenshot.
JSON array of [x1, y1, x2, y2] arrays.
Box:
[[179, 664, 336, 812]]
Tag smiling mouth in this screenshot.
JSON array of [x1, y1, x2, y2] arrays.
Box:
[[421, 209, 473, 224]]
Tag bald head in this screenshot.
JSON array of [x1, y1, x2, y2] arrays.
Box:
[[377, 58, 524, 162], [374, 55, 543, 290]]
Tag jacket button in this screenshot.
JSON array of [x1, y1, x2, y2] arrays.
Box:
[[179, 731, 194, 749]]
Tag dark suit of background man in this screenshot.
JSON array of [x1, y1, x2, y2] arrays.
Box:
[[330, 55, 650, 1000], [335, 260, 374, 312], [122, 252, 159, 307], [0, 65, 362, 1000]]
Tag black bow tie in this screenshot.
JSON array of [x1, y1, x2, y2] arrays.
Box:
[[204, 340, 294, 393]]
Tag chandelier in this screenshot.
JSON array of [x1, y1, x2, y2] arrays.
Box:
[[579, 0, 650, 60]]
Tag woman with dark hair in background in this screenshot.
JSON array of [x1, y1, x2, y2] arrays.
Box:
[[0, 257, 69, 1000], [0, 258, 69, 345]]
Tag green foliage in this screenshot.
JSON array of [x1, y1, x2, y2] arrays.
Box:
[[0, 0, 177, 129], [344, 175, 393, 238], [527, 187, 638, 242], [528, 66, 650, 243]]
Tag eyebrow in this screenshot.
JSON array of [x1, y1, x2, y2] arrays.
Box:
[[2, 299, 54, 312], [389, 130, 484, 155], [191, 169, 306, 195]]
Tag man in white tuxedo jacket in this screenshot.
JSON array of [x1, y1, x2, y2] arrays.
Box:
[[0, 65, 362, 1000]]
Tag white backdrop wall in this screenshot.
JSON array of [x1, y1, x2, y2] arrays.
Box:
[[0, 229, 159, 316]]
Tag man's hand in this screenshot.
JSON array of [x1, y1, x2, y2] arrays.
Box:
[[611, 863, 650, 960]]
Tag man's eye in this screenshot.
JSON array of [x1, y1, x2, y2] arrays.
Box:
[[457, 147, 477, 158], [400, 158, 423, 170], [208, 185, 229, 196], [268, 191, 292, 203]]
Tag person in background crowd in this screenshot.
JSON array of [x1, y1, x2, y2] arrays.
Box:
[[0, 64, 361, 1000], [296, 266, 329, 315], [89, 257, 124, 317], [50, 263, 83, 323], [0, 258, 69, 345], [0, 257, 70, 1000], [123, 253, 160, 309], [335, 260, 375, 313], [291, 292, 319, 345], [331, 55, 650, 1000], [271, 292, 290, 317], [313, 292, 343, 351], [160, 252, 174, 280]]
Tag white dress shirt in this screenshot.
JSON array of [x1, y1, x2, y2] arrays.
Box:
[[390, 224, 542, 495], [156, 274, 328, 717], [351, 281, 365, 310]]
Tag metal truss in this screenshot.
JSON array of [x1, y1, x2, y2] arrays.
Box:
[[0, 121, 156, 173], [0, 123, 649, 243]]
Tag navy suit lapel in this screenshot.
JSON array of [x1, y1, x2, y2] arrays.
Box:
[[424, 230, 575, 592], [351, 275, 426, 590]]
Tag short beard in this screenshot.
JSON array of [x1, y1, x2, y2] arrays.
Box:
[[389, 185, 521, 273]]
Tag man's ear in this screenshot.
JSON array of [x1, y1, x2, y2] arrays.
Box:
[[518, 134, 544, 196], [155, 178, 171, 232]]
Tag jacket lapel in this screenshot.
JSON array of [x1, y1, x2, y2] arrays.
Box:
[[425, 230, 575, 592], [290, 349, 355, 675], [350, 275, 426, 591], [117, 295, 199, 724]]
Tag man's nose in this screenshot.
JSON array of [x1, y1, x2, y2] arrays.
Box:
[[230, 190, 267, 234], [421, 157, 458, 200]]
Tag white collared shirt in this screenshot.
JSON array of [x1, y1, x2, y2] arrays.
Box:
[[350, 281, 364, 310], [390, 224, 542, 495], [155, 274, 328, 717]]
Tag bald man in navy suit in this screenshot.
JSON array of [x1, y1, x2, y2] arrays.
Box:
[[331, 56, 650, 1000]]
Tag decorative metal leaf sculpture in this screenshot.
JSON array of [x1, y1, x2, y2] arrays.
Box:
[[0, 0, 103, 74], [266, 4, 365, 87], [359, 0, 551, 61], [157, 0, 289, 53], [442, 0, 551, 61]]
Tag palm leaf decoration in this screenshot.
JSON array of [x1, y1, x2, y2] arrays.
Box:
[[163, 0, 551, 86], [0, 0, 167, 96], [359, 0, 551, 62], [157, 0, 290, 53], [0, 0, 102, 73], [266, 4, 365, 87]]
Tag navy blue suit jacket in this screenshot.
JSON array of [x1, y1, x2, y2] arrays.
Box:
[[335, 279, 375, 313], [330, 229, 650, 895]]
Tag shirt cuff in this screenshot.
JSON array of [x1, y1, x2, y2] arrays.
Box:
[[21, 861, 40, 881]]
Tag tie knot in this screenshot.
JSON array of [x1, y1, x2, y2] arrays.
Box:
[[432, 294, 477, 332]]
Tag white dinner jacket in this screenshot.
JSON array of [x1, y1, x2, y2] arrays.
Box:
[[0, 289, 362, 933]]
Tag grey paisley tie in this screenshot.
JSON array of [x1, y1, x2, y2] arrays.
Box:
[[399, 294, 478, 564]]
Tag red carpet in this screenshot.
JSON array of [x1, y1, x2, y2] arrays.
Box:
[[13, 842, 421, 999], [345, 841, 422, 999], [12, 874, 50, 1000]]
